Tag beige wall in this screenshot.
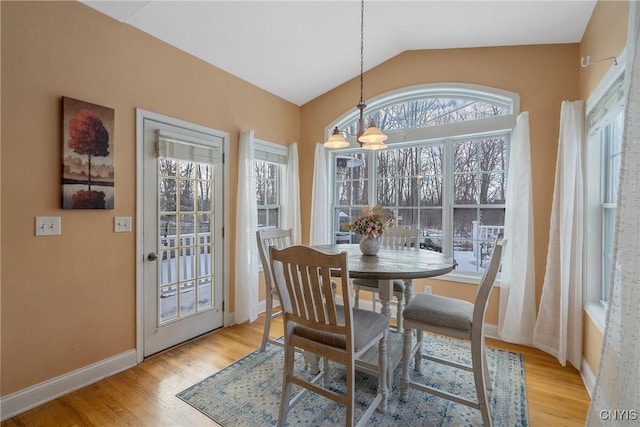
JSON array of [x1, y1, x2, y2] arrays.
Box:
[[1, 1, 299, 395], [0, 0, 630, 402], [578, 0, 629, 377]]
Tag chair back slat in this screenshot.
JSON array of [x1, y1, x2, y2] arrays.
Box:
[[270, 245, 351, 339], [381, 227, 420, 249]]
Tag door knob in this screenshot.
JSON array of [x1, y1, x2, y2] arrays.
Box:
[[147, 252, 158, 261]]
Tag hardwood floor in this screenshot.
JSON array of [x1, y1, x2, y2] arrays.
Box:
[[2, 315, 590, 426]]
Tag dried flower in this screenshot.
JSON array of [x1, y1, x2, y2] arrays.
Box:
[[346, 205, 397, 238]]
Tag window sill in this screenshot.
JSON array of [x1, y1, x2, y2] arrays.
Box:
[[584, 302, 606, 333], [430, 271, 502, 288]]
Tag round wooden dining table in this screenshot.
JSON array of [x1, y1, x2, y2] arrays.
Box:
[[312, 243, 456, 319]]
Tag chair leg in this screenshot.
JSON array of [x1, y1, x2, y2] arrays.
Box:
[[414, 330, 423, 372], [278, 342, 295, 426], [472, 338, 492, 427], [322, 356, 330, 387], [378, 333, 389, 414], [261, 293, 273, 351], [345, 361, 355, 427], [400, 326, 413, 402], [483, 348, 493, 391]]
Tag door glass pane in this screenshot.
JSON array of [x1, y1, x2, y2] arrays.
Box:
[[160, 284, 177, 322], [180, 281, 196, 316], [158, 157, 215, 324]]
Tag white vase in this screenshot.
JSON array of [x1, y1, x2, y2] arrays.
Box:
[[359, 234, 380, 256]]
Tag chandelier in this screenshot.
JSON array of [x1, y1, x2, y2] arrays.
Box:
[[324, 0, 388, 150]]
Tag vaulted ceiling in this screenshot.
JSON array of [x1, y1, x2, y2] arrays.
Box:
[[82, 1, 597, 106]]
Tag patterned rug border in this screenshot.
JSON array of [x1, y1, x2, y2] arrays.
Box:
[[177, 335, 529, 426]]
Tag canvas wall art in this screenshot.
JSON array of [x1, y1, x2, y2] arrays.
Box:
[[62, 97, 115, 209]]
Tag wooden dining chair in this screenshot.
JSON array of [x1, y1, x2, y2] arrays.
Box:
[[270, 245, 389, 427], [256, 228, 293, 351], [399, 239, 505, 427], [353, 227, 420, 330]]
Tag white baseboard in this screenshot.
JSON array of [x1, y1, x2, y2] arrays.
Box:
[[0, 349, 137, 421], [581, 357, 596, 398]]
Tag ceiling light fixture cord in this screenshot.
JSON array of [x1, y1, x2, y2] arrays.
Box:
[[323, 0, 387, 150], [360, 0, 365, 105]]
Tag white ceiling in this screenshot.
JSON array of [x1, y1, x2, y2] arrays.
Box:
[[82, 0, 597, 106]]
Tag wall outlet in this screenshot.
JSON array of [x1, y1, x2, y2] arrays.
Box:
[[35, 216, 61, 236], [114, 216, 132, 233], [423, 285, 432, 294]]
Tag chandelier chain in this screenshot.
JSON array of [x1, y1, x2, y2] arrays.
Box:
[[360, 0, 365, 104]]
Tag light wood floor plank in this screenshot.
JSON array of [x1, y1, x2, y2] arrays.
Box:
[[2, 315, 589, 426]]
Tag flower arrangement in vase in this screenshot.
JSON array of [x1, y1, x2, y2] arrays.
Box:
[[347, 205, 397, 255]]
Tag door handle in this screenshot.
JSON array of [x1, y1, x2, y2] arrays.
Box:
[[147, 252, 158, 261]]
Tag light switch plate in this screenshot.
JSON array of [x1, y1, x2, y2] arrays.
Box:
[[114, 216, 132, 233], [35, 216, 61, 236]]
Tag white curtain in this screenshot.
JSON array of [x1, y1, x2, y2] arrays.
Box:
[[282, 142, 301, 244], [310, 143, 331, 245], [533, 101, 584, 368], [587, 2, 640, 424], [498, 112, 536, 345], [235, 129, 259, 324]]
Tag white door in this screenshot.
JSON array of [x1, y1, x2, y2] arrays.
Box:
[[141, 115, 225, 357]]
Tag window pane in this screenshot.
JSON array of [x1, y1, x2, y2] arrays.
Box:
[[397, 208, 417, 229], [453, 207, 504, 273], [377, 178, 396, 206], [479, 172, 506, 204], [268, 208, 279, 228], [454, 173, 478, 204], [398, 178, 418, 206], [377, 150, 398, 177], [454, 141, 478, 174], [257, 208, 267, 228], [602, 207, 616, 300], [266, 163, 278, 204], [335, 153, 368, 206], [350, 97, 508, 133], [420, 209, 443, 251]]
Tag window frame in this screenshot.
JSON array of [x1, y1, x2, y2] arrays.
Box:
[[327, 83, 519, 283], [584, 52, 626, 331]]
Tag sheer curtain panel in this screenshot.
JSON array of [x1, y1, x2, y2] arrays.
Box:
[[310, 143, 331, 245], [498, 112, 536, 345], [235, 129, 259, 324], [282, 143, 301, 244], [587, 2, 640, 424], [533, 101, 584, 368]]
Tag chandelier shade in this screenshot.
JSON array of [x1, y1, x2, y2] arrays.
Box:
[[324, 0, 387, 151], [324, 127, 350, 149]]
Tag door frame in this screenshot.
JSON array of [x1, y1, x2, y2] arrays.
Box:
[[135, 108, 230, 363]]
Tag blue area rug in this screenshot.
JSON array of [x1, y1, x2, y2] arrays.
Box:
[[177, 334, 529, 426]]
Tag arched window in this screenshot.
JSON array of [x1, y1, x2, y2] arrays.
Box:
[[329, 83, 519, 276]]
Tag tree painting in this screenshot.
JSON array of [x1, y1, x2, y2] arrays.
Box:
[[62, 97, 115, 209]]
